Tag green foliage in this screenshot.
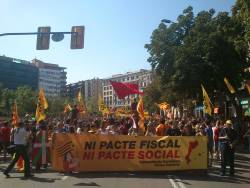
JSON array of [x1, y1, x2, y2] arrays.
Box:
[[143, 75, 161, 113], [145, 4, 250, 109], [15, 86, 37, 116], [0, 85, 74, 119], [86, 97, 99, 114]]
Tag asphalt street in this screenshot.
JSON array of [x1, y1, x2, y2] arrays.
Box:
[[0, 152, 249, 188]]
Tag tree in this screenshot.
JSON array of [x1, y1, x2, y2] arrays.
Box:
[[0, 88, 15, 117], [143, 75, 162, 113], [47, 97, 67, 118], [145, 4, 250, 122], [232, 0, 250, 60], [86, 97, 99, 114], [15, 86, 37, 116]]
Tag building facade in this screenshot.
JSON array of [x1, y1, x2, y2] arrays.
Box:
[[66, 81, 85, 99], [66, 78, 103, 103], [102, 69, 153, 107], [0, 56, 38, 90], [84, 78, 103, 102], [32, 59, 67, 97]]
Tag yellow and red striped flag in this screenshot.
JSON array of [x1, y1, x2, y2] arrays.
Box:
[[12, 101, 19, 127], [35, 88, 48, 123], [77, 90, 86, 114], [156, 102, 170, 110], [137, 96, 145, 133]]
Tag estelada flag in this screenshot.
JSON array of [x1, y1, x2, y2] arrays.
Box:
[[12, 101, 19, 127], [110, 81, 143, 99], [36, 88, 48, 123], [224, 77, 236, 94], [201, 84, 212, 116], [137, 96, 145, 133]]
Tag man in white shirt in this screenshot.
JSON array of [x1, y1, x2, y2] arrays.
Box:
[[3, 122, 33, 179]]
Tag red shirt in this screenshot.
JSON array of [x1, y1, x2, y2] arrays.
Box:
[[0, 126, 11, 143], [214, 127, 219, 142]]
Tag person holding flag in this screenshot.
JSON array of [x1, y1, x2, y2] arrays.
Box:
[[10, 101, 24, 172], [0, 121, 11, 161], [32, 120, 51, 171], [3, 121, 33, 179]]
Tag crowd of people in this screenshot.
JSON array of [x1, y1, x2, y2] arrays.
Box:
[[0, 109, 250, 178]]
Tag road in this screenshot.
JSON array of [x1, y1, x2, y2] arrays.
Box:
[[0, 152, 249, 188]]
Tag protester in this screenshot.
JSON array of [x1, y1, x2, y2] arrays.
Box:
[[182, 123, 195, 136], [205, 120, 214, 167], [3, 122, 33, 179], [167, 121, 181, 136], [76, 123, 83, 134], [0, 121, 11, 161], [155, 118, 166, 136], [145, 122, 155, 136], [213, 120, 221, 159], [219, 120, 237, 176], [32, 122, 50, 171]]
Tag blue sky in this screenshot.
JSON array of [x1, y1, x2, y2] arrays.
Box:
[[0, 0, 236, 83]]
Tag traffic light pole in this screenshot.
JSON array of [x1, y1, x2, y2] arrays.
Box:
[[0, 31, 76, 37], [0, 26, 84, 50]]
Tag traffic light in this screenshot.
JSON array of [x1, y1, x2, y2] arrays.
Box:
[[36, 27, 51, 50], [70, 26, 84, 49]]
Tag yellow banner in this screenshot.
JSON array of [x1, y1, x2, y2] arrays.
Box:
[[51, 134, 207, 172]]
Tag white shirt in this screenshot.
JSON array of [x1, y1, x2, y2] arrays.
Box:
[[13, 127, 29, 145], [76, 127, 82, 134]]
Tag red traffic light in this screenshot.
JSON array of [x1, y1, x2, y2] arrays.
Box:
[[71, 26, 84, 49]]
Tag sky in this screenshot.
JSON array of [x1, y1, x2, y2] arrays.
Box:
[[0, 0, 236, 84]]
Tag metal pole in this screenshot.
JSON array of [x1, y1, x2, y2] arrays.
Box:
[[0, 31, 76, 37]]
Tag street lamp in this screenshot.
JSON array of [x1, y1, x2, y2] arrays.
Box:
[[161, 19, 175, 24]]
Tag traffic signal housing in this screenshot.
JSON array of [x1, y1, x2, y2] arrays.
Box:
[[36, 27, 51, 50], [71, 26, 84, 49]]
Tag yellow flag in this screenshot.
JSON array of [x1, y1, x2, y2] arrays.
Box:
[[64, 104, 72, 113], [137, 96, 145, 133], [12, 101, 19, 127], [98, 96, 110, 114], [224, 77, 236, 94], [246, 83, 250, 95], [201, 84, 212, 116], [77, 91, 86, 113], [35, 88, 48, 123]]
